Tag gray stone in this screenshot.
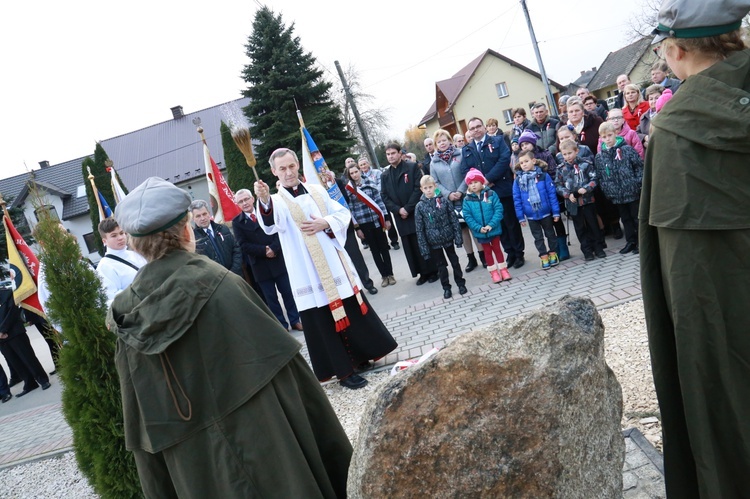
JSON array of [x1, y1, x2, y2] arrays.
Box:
[[348, 296, 625, 498]]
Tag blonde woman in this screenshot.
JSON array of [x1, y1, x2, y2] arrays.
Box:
[[641, 0, 750, 496], [621, 83, 649, 131]]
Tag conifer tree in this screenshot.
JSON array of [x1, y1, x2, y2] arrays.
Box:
[[242, 7, 354, 172], [221, 121, 263, 190], [81, 143, 119, 255], [33, 210, 142, 498]]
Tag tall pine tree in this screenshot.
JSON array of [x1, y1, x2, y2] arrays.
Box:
[[221, 121, 262, 191], [242, 7, 354, 173]]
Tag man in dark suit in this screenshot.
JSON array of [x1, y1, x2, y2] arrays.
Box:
[[190, 199, 243, 276], [0, 288, 51, 397], [232, 189, 303, 332], [461, 117, 526, 268]]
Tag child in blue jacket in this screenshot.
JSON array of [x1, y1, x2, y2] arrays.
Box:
[[462, 169, 512, 283], [513, 151, 561, 269]]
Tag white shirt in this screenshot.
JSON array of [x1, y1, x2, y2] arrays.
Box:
[[96, 247, 148, 306]]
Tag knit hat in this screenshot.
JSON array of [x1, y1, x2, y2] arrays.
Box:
[[511, 137, 519, 144], [655, 88, 674, 112], [518, 129, 538, 146], [464, 168, 487, 185], [652, 0, 750, 44], [115, 177, 192, 237]]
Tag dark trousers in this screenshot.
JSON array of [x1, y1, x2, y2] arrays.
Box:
[[386, 213, 399, 245], [0, 364, 9, 396], [258, 274, 301, 330], [401, 233, 437, 278], [430, 245, 465, 290], [344, 224, 373, 289], [26, 312, 60, 367], [571, 204, 603, 257], [617, 200, 639, 245], [0, 333, 49, 391], [359, 222, 393, 278], [499, 196, 525, 258], [527, 217, 560, 256]]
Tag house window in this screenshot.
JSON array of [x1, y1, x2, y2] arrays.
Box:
[[496, 82, 509, 98], [502, 109, 514, 125], [82, 232, 98, 254], [34, 205, 59, 222]]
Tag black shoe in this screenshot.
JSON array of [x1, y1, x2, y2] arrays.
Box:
[[478, 252, 488, 268], [16, 386, 39, 398], [41, 382, 51, 390], [1, 393, 11, 403], [416, 275, 428, 285], [584, 254, 596, 261], [619, 242, 637, 254], [49, 370, 57, 376], [613, 225, 624, 240], [458, 285, 468, 295], [367, 286, 378, 295], [443, 289, 452, 299], [427, 274, 439, 283], [8, 378, 21, 388], [362, 243, 369, 249], [339, 374, 368, 390], [602, 241, 608, 249], [506, 255, 517, 268], [512, 256, 525, 269], [631, 246, 639, 255], [391, 242, 400, 250], [595, 249, 607, 258], [465, 257, 478, 273]]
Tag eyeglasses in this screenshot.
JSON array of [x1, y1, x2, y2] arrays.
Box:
[[468, 124, 483, 131], [608, 116, 624, 121], [236, 198, 253, 205]]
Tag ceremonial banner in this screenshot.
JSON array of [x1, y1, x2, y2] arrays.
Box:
[[298, 111, 347, 208], [108, 166, 128, 205], [203, 141, 241, 224], [2, 215, 44, 315]]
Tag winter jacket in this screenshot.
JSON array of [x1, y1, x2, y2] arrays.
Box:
[[597, 121, 644, 158], [462, 188, 504, 244], [555, 159, 598, 216], [511, 119, 532, 140], [636, 111, 654, 145], [556, 145, 594, 167], [569, 112, 604, 153], [380, 160, 423, 235], [415, 193, 462, 257], [461, 134, 514, 198], [623, 102, 650, 132], [529, 117, 561, 154], [430, 147, 467, 210], [513, 168, 561, 222], [641, 48, 750, 230], [595, 136, 643, 205]]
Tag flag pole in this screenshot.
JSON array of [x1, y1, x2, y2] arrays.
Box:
[[87, 166, 105, 222]]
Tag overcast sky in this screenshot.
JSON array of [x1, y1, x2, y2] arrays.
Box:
[[1, 0, 648, 180]]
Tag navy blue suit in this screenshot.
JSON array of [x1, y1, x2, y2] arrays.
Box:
[[462, 134, 525, 260], [232, 211, 300, 330]]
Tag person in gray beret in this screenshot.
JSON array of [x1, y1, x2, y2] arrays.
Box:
[[108, 177, 352, 498], [640, 1, 750, 497]]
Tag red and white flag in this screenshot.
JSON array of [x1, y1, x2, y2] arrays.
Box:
[[202, 141, 241, 224], [3, 215, 44, 316]]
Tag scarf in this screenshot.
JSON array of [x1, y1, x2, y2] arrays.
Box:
[[518, 169, 542, 212], [437, 145, 455, 163], [569, 118, 584, 135]]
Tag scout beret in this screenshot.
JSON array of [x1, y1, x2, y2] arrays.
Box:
[[115, 177, 191, 237], [652, 0, 750, 44]]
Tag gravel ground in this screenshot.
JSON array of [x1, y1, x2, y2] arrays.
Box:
[[0, 298, 660, 498]]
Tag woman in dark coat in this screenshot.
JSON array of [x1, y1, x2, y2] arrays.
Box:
[[108, 177, 352, 499], [641, 1, 750, 496]]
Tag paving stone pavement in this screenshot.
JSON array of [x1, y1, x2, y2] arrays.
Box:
[[0, 247, 665, 496]]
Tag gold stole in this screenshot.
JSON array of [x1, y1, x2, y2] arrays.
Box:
[[280, 187, 367, 332]]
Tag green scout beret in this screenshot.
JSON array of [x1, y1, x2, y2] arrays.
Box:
[[652, 0, 750, 44], [115, 177, 191, 237]]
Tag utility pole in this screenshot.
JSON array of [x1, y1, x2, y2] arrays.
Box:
[[334, 60, 381, 169], [520, 0, 558, 116]]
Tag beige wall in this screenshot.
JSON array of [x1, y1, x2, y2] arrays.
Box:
[[425, 55, 561, 138]]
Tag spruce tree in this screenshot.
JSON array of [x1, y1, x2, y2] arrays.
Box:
[[221, 121, 263, 190], [33, 211, 142, 498], [242, 7, 354, 172], [82, 143, 118, 255]]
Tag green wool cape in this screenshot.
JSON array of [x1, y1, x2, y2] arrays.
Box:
[[107, 250, 352, 498], [639, 48, 750, 498]]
